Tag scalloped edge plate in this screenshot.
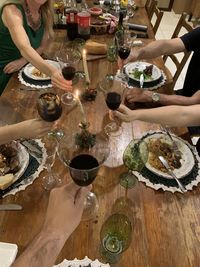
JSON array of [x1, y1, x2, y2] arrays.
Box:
[[23, 60, 59, 81], [143, 132, 195, 179], [54, 256, 110, 267], [124, 62, 162, 83]]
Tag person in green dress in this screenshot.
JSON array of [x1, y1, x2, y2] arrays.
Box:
[[0, 0, 70, 94]]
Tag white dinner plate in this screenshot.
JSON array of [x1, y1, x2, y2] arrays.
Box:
[[0, 142, 29, 190], [124, 62, 162, 83], [0, 242, 18, 267], [23, 60, 59, 81], [143, 132, 195, 179]]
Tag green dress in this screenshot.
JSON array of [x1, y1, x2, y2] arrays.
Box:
[[0, 4, 44, 94]]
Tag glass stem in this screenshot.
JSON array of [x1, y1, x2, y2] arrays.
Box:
[[47, 163, 54, 182]]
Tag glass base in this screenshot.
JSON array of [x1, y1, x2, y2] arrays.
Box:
[[61, 92, 76, 105], [119, 171, 137, 189], [72, 71, 85, 85], [81, 192, 99, 221], [99, 243, 122, 264], [42, 173, 62, 191], [104, 123, 122, 137], [48, 129, 65, 141]]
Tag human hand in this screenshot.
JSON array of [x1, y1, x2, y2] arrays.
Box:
[[51, 69, 72, 91], [16, 118, 54, 139], [43, 182, 91, 238], [126, 88, 152, 103], [124, 48, 139, 65], [3, 58, 27, 74], [112, 104, 135, 122]]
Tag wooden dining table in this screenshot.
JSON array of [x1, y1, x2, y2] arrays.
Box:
[[1, 1, 200, 267]]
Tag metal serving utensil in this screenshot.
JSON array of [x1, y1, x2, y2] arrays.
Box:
[[139, 73, 144, 89], [0, 204, 22, 211], [158, 156, 187, 193], [161, 126, 182, 157]]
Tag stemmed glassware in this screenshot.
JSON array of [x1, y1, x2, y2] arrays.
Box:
[[58, 133, 110, 221], [120, 139, 149, 189], [99, 75, 126, 137], [115, 29, 132, 80], [37, 92, 63, 189], [56, 48, 81, 105]]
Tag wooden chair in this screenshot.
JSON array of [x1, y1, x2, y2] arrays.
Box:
[[145, 0, 164, 35], [163, 13, 193, 90]]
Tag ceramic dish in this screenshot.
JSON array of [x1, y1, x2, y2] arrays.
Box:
[[23, 60, 59, 81], [0, 242, 18, 267], [124, 62, 162, 83], [143, 132, 195, 179]]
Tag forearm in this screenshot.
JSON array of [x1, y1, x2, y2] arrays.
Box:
[[136, 39, 184, 60], [12, 229, 68, 267], [0, 124, 24, 145], [143, 91, 200, 106], [20, 45, 55, 77], [133, 105, 200, 127]]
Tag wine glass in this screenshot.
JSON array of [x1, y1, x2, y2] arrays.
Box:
[[56, 48, 81, 105], [37, 92, 63, 189], [115, 29, 132, 80], [100, 213, 132, 264], [99, 75, 126, 137], [120, 139, 148, 190], [58, 133, 110, 221]]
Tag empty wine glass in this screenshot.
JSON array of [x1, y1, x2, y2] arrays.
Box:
[[56, 48, 81, 105], [58, 133, 110, 221], [120, 139, 148, 189], [99, 75, 126, 137]]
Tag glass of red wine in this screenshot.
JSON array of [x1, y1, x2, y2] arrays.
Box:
[[99, 75, 126, 137], [56, 48, 81, 105], [58, 133, 110, 221], [115, 30, 132, 80], [37, 92, 63, 189]]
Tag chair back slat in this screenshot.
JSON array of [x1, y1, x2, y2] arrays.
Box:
[[163, 13, 193, 90], [146, 0, 163, 34]]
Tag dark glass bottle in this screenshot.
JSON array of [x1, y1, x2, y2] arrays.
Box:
[[117, 11, 124, 33], [65, 8, 78, 40]]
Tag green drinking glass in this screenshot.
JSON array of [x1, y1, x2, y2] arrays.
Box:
[[100, 213, 132, 264]]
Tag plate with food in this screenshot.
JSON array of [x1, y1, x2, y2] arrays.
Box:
[[124, 62, 162, 83], [142, 132, 195, 179], [0, 142, 29, 190], [23, 60, 59, 81]]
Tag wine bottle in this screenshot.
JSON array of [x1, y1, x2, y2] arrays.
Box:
[[116, 11, 124, 33]]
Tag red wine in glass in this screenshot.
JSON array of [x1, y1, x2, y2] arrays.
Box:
[[69, 154, 99, 186], [106, 92, 122, 110], [37, 92, 62, 122], [118, 47, 131, 60], [62, 65, 76, 81]]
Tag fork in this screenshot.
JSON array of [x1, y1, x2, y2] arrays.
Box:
[[160, 126, 182, 157], [158, 156, 187, 193], [139, 73, 144, 89]]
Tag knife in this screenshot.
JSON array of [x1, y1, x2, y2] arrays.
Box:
[[21, 140, 42, 155], [0, 204, 22, 211]]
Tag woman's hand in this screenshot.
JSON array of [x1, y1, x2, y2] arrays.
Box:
[[3, 58, 27, 74], [51, 69, 72, 91], [43, 182, 91, 238], [112, 104, 135, 122], [16, 118, 54, 139]]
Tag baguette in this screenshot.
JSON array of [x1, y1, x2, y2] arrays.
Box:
[[84, 40, 107, 55]]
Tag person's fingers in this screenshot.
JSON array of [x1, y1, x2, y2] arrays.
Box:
[[75, 185, 92, 209], [117, 104, 129, 113], [113, 110, 128, 121], [126, 95, 135, 102], [64, 181, 81, 198]]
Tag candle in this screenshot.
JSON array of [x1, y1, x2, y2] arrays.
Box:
[[82, 49, 90, 84], [75, 90, 87, 124]]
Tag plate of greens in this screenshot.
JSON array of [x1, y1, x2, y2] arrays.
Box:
[[124, 62, 162, 83]]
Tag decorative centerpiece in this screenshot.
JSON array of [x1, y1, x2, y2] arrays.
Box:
[[75, 122, 96, 149]]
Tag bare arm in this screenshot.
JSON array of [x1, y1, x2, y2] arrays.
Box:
[[12, 183, 90, 267], [126, 89, 200, 106], [126, 38, 185, 63], [114, 104, 200, 127], [2, 5, 70, 90], [0, 119, 53, 145]]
